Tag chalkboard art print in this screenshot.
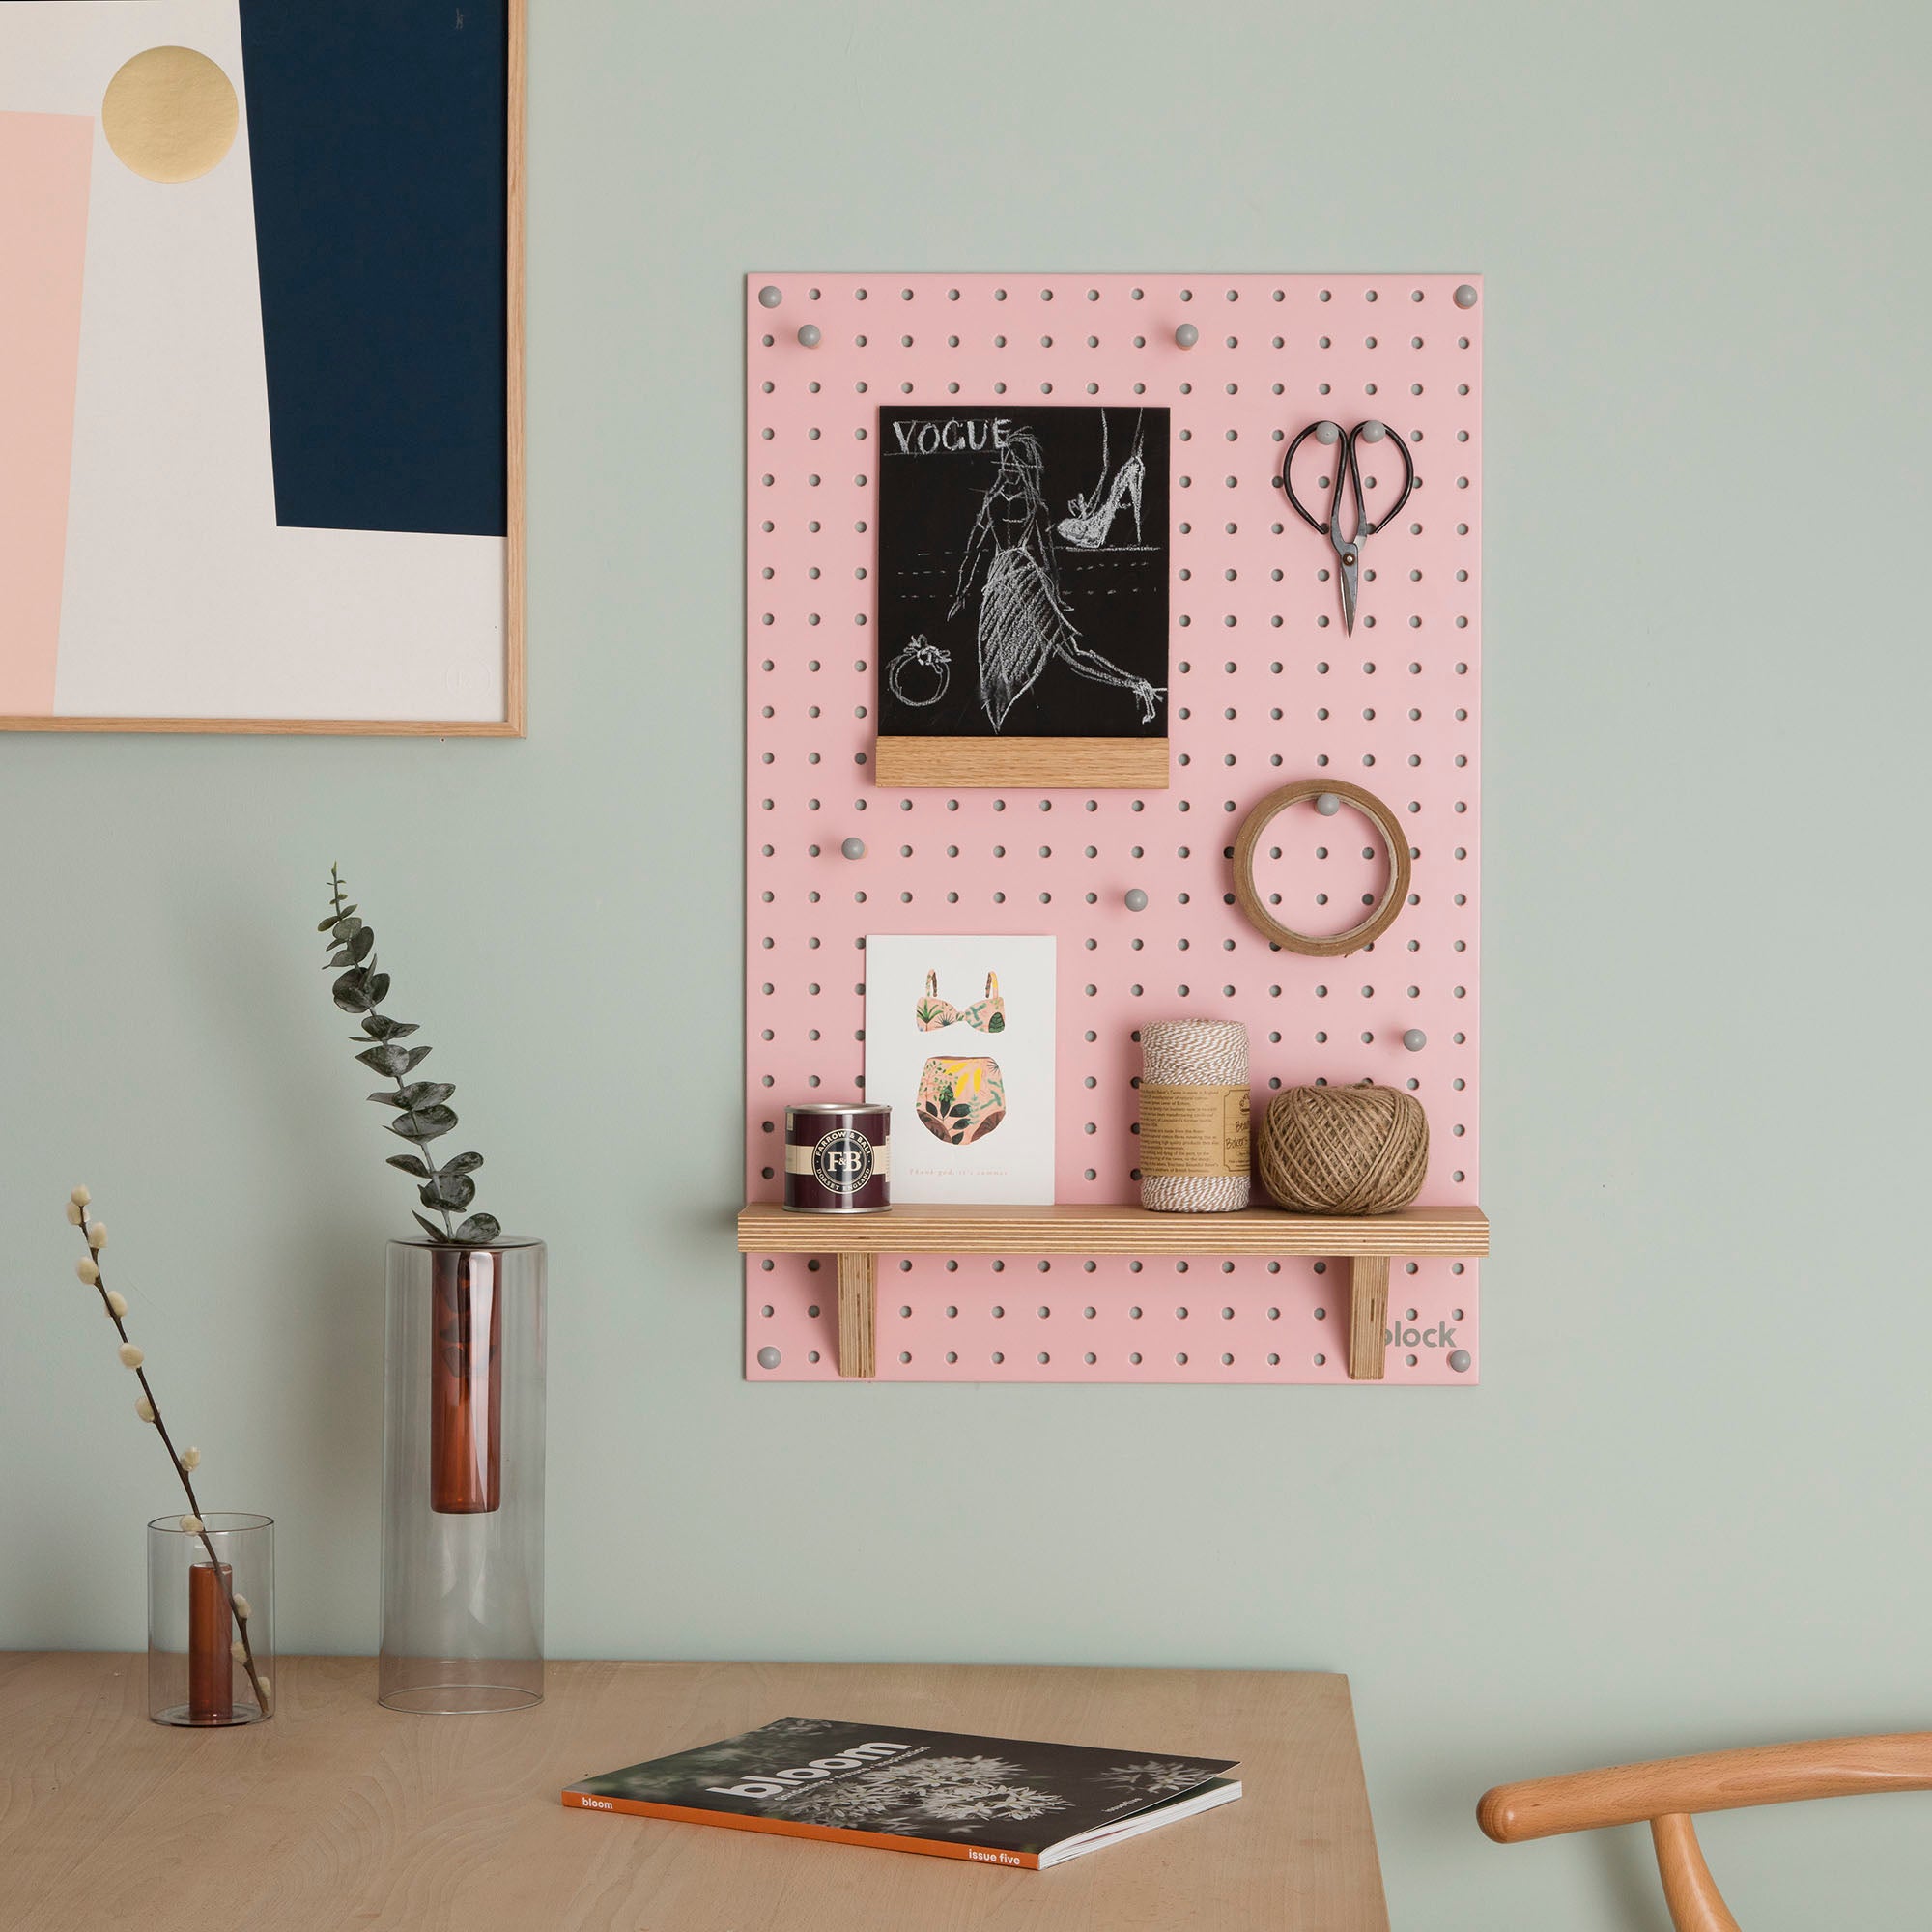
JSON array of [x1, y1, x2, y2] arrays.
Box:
[[874, 406, 1170, 788]]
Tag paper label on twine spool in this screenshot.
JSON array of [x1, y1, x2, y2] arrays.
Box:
[[1140, 1084, 1251, 1179]]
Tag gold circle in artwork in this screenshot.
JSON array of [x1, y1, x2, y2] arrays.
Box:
[[102, 46, 239, 184]]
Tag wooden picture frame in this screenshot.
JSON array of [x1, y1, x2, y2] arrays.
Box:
[[0, 0, 526, 737]]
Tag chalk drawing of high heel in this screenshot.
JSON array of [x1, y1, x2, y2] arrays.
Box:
[[1058, 411, 1147, 550]]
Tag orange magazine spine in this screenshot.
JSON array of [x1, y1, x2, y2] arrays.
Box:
[[559, 1791, 1040, 1869]]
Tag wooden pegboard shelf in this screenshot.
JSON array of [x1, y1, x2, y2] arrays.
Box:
[[738, 1203, 1490, 1382]]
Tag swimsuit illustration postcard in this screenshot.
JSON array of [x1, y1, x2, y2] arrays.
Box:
[[864, 935, 1057, 1204]]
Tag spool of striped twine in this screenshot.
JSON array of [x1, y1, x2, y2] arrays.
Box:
[[1139, 1019, 1251, 1212]]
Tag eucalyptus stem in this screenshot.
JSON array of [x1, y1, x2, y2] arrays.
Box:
[[321, 865, 495, 1247], [327, 867, 455, 1240]]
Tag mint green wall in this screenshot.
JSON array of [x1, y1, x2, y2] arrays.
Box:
[[5, 4, 1927, 1924]]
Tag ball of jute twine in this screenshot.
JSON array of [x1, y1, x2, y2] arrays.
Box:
[[1140, 1019, 1250, 1213], [1258, 1080, 1428, 1216]]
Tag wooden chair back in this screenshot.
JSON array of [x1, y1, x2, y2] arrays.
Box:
[[1478, 1732, 1932, 1932]]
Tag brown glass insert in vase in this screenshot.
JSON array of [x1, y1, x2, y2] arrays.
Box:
[[431, 1245, 503, 1514], [187, 1560, 234, 1722]]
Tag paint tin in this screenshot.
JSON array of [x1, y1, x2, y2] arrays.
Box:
[[783, 1103, 891, 1213]]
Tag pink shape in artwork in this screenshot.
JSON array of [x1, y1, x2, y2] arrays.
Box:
[[0, 113, 93, 718]]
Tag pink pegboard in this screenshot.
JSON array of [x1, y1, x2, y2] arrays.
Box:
[[745, 273, 1481, 1384]]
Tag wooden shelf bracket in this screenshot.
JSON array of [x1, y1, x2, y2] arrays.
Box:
[[1346, 1254, 1392, 1381], [835, 1252, 878, 1380]]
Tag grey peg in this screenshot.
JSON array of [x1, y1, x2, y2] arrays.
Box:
[[1314, 419, 1342, 445], [1174, 323, 1199, 348], [1315, 792, 1343, 816], [1359, 420, 1386, 442], [1124, 889, 1149, 912], [757, 285, 782, 309], [1454, 284, 1478, 309], [1448, 1349, 1471, 1373], [755, 1347, 781, 1370], [1402, 1028, 1427, 1052], [840, 837, 866, 860], [796, 324, 821, 348]]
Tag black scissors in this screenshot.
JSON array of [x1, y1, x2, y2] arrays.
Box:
[[1280, 419, 1415, 636]]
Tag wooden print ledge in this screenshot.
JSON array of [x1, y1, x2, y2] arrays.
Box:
[[738, 1203, 1489, 1382]]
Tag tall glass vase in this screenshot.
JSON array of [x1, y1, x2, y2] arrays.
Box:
[[379, 1236, 545, 1713]]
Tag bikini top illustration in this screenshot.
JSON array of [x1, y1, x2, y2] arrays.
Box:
[[914, 970, 1006, 1034]]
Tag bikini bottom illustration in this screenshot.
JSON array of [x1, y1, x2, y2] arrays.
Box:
[[917, 1056, 1007, 1146]]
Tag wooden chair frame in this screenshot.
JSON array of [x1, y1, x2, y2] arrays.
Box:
[[1478, 1733, 1932, 1932]]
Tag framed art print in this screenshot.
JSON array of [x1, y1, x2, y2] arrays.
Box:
[[0, 0, 526, 735], [873, 405, 1169, 788]]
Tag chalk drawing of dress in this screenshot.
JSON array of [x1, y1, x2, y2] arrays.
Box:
[[948, 428, 1161, 733]]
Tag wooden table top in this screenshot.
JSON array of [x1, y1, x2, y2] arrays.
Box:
[[0, 1653, 1387, 1932]]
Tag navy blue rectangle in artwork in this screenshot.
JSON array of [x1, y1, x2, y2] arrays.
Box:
[[238, 0, 507, 537]]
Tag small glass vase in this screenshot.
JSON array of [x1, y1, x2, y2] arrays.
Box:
[[380, 1236, 545, 1714], [147, 1513, 274, 1726]]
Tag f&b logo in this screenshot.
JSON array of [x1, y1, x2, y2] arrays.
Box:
[[812, 1127, 874, 1195]]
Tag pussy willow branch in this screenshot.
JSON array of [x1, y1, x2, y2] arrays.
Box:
[[76, 1223, 270, 1715]]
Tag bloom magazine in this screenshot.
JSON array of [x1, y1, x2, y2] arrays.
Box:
[[563, 1717, 1240, 1870]]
